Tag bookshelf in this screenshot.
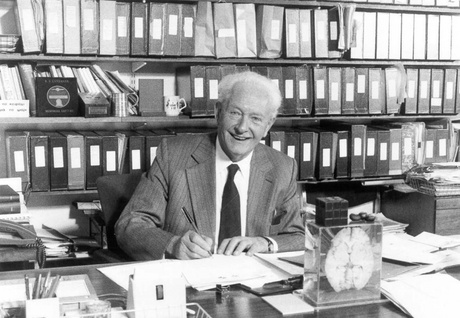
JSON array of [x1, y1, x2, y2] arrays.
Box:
[[1, 0, 459, 241]]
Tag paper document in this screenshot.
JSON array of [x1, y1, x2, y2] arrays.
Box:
[[98, 254, 280, 291], [411, 231, 460, 249], [381, 273, 460, 318]]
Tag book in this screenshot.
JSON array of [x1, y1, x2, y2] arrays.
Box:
[[44, 0, 63, 54], [413, 14, 427, 60], [282, 66, 297, 115], [5, 131, 30, 191], [130, 2, 148, 56], [418, 69, 431, 114], [313, 9, 328, 58], [205, 66, 221, 117], [99, 0, 116, 55], [426, 14, 440, 60], [430, 69, 444, 114], [15, 0, 42, 53], [335, 129, 351, 178], [388, 13, 402, 60], [180, 4, 196, 56], [362, 12, 376, 59], [443, 69, 456, 114], [78, 131, 102, 190], [80, 0, 99, 55], [17, 63, 37, 117], [0, 201, 21, 214], [63, 0, 81, 55], [404, 69, 419, 115], [327, 67, 341, 115], [256, 5, 284, 59], [0, 185, 20, 203], [439, 15, 452, 60], [164, 3, 181, 56], [194, 1, 215, 57], [285, 9, 300, 58], [295, 65, 313, 116], [116, 2, 131, 56], [350, 125, 366, 178], [299, 9, 312, 58], [95, 131, 120, 176], [376, 12, 389, 59], [213, 2, 236, 58], [148, 2, 166, 56], [355, 68, 368, 114], [45, 131, 68, 191], [368, 68, 385, 115], [297, 129, 318, 181], [234, 3, 257, 58], [385, 67, 400, 114], [317, 130, 337, 180], [341, 67, 355, 115], [350, 11, 364, 59], [364, 128, 378, 177], [59, 131, 85, 190], [327, 7, 341, 58], [28, 131, 50, 192], [401, 14, 414, 60], [313, 66, 328, 115]]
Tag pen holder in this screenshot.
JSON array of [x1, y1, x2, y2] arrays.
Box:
[[303, 222, 382, 309], [26, 297, 60, 318]]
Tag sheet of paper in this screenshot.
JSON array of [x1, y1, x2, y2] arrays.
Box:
[[98, 253, 301, 291], [382, 233, 443, 264], [412, 231, 460, 249], [262, 294, 314, 315], [381, 273, 460, 318], [255, 251, 304, 276]]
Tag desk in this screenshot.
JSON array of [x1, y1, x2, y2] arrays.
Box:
[[0, 262, 438, 318]]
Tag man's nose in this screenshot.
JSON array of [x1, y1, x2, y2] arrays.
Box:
[[235, 115, 249, 132]]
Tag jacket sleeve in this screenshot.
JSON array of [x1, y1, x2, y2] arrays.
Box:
[[115, 138, 176, 260]]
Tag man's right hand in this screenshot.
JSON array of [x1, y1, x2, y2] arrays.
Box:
[[167, 230, 213, 260]]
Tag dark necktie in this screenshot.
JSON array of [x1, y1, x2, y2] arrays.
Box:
[[219, 164, 241, 245]]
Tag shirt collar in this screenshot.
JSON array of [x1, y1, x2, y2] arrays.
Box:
[[216, 136, 253, 177]]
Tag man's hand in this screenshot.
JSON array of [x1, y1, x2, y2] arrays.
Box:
[[167, 231, 213, 260], [217, 236, 268, 256]]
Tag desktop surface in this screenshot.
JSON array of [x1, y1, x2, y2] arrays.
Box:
[[0, 262, 422, 318]]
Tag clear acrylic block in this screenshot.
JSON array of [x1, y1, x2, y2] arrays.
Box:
[[303, 222, 383, 308]]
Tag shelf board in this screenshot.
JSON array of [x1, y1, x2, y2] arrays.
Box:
[[299, 176, 405, 185], [0, 114, 458, 125], [3, 53, 460, 67]]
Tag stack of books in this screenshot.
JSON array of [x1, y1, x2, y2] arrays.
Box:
[[0, 185, 21, 215]]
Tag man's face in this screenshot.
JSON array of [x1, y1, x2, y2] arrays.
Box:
[[216, 84, 276, 162]]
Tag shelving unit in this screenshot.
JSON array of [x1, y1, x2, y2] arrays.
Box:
[[1, 0, 459, 240]]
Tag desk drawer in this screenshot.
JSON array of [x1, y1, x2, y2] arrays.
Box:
[[436, 209, 460, 235], [436, 197, 460, 210]]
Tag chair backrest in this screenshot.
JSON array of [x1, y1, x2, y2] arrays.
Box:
[[96, 172, 142, 254]]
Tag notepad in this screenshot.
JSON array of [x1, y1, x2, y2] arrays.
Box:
[[262, 294, 314, 315]]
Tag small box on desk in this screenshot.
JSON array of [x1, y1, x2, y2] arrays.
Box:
[[315, 197, 348, 226], [36, 78, 79, 117], [303, 222, 382, 309], [79, 92, 110, 118]]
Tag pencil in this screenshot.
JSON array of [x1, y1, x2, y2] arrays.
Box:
[[46, 275, 61, 298], [181, 207, 212, 257], [24, 274, 30, 300], [41, 271, 51, 298], [33, 274, 42, 300]]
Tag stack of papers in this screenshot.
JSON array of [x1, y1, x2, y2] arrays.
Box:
[[381, 273, 460, 318], [375, 213, 408, 234], [98, 254, 291, 291], [382, 232, 460, 280]]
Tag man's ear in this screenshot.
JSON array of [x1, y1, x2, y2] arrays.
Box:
[[215, 102, 222, 120], [263, 117, 276, 137]]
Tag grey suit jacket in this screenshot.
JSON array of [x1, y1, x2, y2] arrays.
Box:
[[115, 133, 305, 260]]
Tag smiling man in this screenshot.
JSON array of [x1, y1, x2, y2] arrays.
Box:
[[115, 71, 305, 260]]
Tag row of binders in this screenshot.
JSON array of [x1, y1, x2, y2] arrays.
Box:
[[5, 122, 454, 191], [180, 65, 460, 117], [265, 122, 454, 181], [15, 0, 460, 60], [5, 128, 210, 192]]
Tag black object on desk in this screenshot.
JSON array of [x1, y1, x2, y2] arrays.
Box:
[[238, 275, 303, 296]]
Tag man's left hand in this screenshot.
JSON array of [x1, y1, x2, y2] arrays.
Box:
[[217, 236, 268, 256]]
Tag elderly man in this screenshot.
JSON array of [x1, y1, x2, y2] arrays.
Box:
[[115, 71, 305, 260]]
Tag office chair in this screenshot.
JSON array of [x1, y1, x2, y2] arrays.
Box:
[[94, 172, 143, 263]]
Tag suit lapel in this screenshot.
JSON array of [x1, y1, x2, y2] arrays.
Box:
[[247, 145, 275, 236], [186, 134, 217, 238]]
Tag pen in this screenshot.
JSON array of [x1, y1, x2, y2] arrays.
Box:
[[24, 274, 30, 300], [33, 274, 42, 299], [262, 275, 303, 289], [46, 275, 61, 298], [181, 207, 213, 257]]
